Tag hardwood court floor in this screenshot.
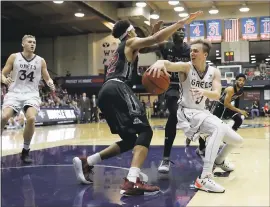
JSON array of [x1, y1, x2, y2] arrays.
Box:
[[1, 117, 269, 206]]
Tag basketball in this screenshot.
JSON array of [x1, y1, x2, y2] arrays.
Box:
[[142, 71, 170, 95]]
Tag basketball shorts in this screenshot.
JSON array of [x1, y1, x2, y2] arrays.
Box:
[[165, 84, 179, 99], [98, 79, 150, 134], [2, 92, 41, 113], [177, 105, 222, 141], [210, 102, 238, 119]]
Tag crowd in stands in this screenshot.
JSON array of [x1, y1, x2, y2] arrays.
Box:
[[244, 60, 270, 81]]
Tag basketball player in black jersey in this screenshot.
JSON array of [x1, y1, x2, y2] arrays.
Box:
[[140, 25, 190, 173], [196, 73, 248, 157], [72, 11, 203, 196]]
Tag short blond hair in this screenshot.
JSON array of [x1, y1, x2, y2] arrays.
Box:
[[190, 39, 212, 55], [22, 35, 36, 43]]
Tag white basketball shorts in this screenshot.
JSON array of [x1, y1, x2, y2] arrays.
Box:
[[177, 105, 217, 141], [2, 92, 41, 113]]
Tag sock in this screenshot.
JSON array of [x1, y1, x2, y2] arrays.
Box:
[[127, 167, 141, 183], [87, 153, 101, 166], [23, 142, 30, 150]]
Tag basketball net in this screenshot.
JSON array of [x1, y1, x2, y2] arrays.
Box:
[[226, 77, 232, 84]]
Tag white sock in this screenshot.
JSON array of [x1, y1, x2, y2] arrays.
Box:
[[23, 143, 30, 150], [127, 167, 141, 183], [87, 153, 101, 166]]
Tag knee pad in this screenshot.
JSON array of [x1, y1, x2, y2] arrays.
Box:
[[232, 114, 243, 131], [116, 139, 136, 153], [135, 127, 153, 149]]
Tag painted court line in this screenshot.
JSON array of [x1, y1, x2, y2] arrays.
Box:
[[1, 164, 149, 182]]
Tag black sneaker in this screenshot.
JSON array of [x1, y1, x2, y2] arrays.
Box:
[[20, 148, 33, 164]]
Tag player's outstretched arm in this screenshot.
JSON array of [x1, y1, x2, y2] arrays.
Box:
[[41, 59, 55, 91], [224, 87, 248, 117], [146, 60, 190, 78], [128, 11, 203, 50]]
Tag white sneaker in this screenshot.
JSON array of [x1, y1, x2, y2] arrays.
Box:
[[215, 160, 235, 172], [158, 159, 173, 173], [194, 174, 225, 193]]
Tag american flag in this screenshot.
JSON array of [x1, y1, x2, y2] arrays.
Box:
[[224, 19, 239, 42]]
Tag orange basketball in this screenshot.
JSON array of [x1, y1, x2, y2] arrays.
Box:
[[142, 71, 170, 95]]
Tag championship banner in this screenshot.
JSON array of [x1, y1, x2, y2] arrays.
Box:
[[35, 108, 77, 125], [162, 22, 188, 42], [241, 17, 258, 40], [206, 19, 221, 42], [260, 16, 270, 40], [190, 20, 205, 41]]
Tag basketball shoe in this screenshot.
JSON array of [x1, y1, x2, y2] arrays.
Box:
[[73, 157, 94, 184], [120, 177, 160, 196], [21, 148, 33, 164], [194, 174, 225, 193], [158, 159, 174, 173]]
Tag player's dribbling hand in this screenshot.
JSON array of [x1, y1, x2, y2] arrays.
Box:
[[147, 60, 171, 78], [240, 110, 249, 117], [3, 77, 14, 86], [177, 11, 203, 25]]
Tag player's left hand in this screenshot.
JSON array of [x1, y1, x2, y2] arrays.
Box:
[[46, 79, 55, 91], [190, 87, 204, 97]]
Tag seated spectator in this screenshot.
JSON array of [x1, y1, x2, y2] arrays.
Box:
[[251, 101, 260, 119], [253, 67, 261, 80], [263, 103, 270, 117], [259, 60, 267, 74]]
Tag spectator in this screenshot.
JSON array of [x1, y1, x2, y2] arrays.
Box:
[[90, 94, 99, 123], [145, 100, 151, 119], [251, 101, 260, 119], [79, 93, 91, 123], [153, 99, 159, 116], [259, 60, 267, 74], [263, 103, 270, 117]]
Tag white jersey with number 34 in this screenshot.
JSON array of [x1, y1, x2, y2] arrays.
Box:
[[178, 62, 216, 110], [8, 52, 43, 93]]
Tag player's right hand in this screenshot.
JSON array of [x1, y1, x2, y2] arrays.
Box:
[[2, 77, 14, 86], [240, 110, 249, 117], [147, 60, 171, 78], [177, 11, 203, 25]]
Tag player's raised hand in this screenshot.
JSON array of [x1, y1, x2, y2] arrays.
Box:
[[151, 20, 164, 35], [177, 11, 203, 26], [147, 60, 171, 78]]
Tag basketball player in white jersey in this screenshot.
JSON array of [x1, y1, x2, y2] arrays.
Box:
[[1, 34, 55, 163], [147, 39, 243, 193]]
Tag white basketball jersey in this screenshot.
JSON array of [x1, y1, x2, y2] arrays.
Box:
[[9, 53, 43, 93], [178, 62, 216, 110]]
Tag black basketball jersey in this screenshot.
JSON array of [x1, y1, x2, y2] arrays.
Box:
[[219, 84, 244, 105], [105, 40, 138, 87], [160, 41, 190, 84]]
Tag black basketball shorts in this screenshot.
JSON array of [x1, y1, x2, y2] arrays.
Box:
[[98, 79, 150, 134], [210, 102, 238, 119]]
